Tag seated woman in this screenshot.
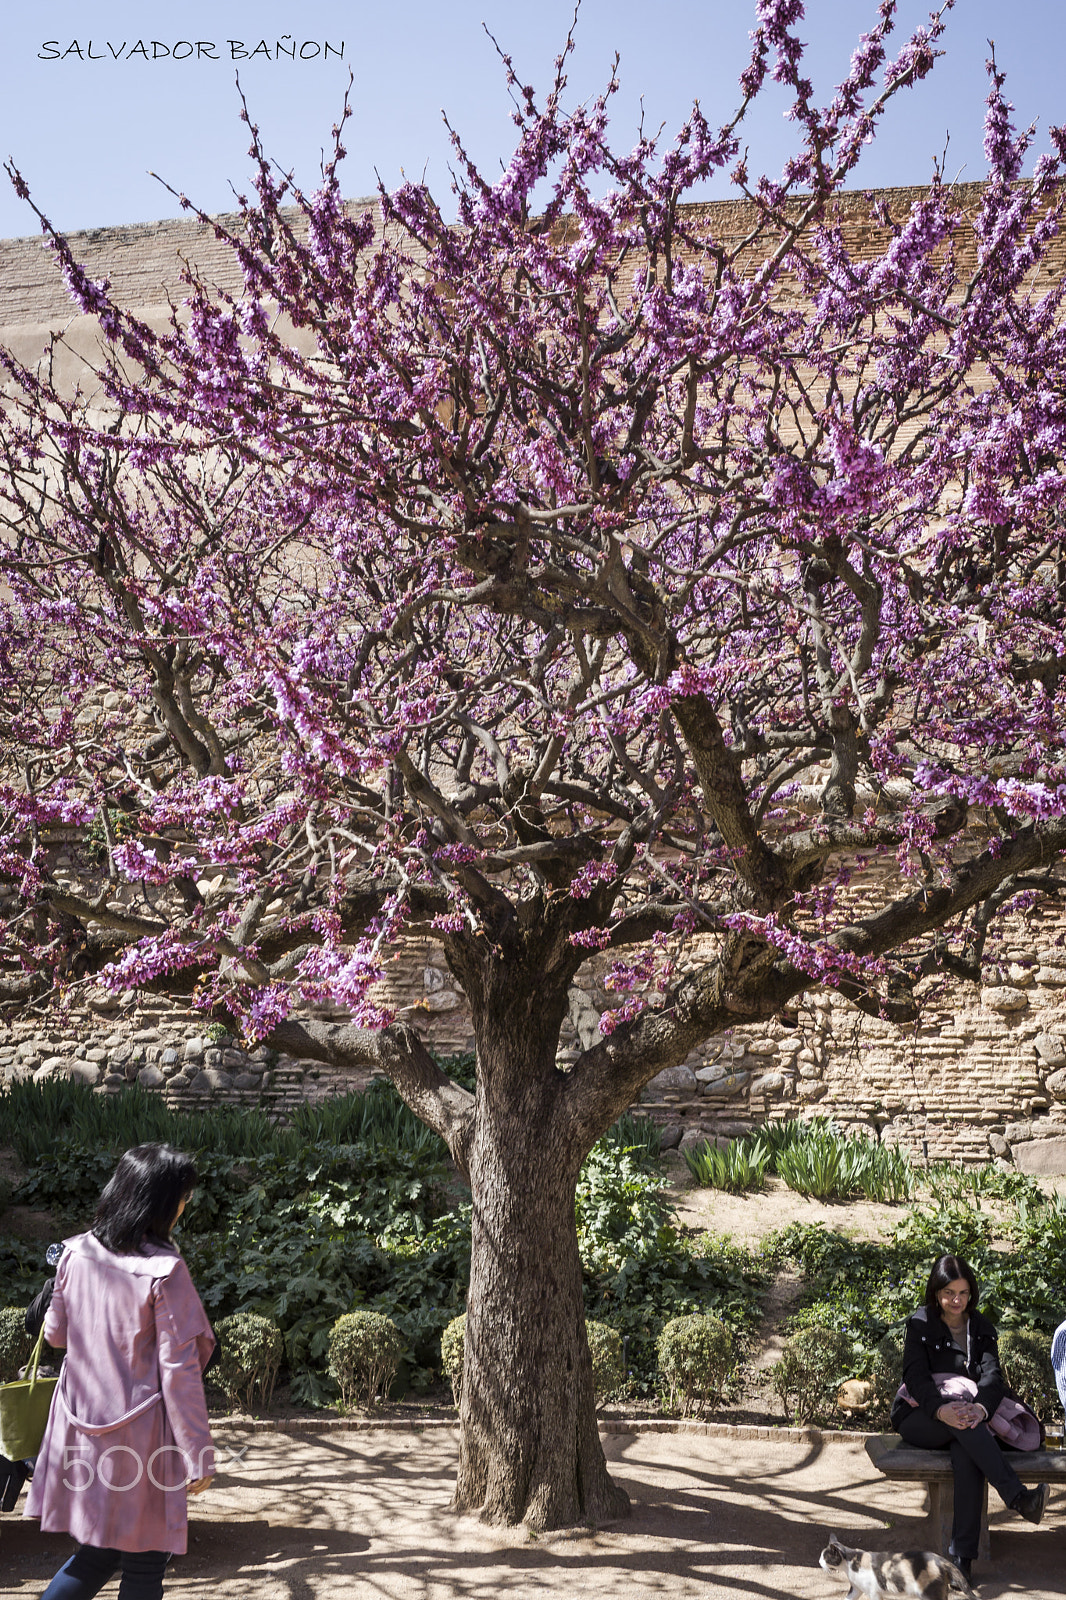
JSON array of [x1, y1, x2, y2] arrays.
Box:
[[892, 1253, 1048, 1582]]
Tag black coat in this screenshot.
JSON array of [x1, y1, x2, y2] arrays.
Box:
[[891, 1304, 1006, 1430], [24, 1277, 54, 1340]]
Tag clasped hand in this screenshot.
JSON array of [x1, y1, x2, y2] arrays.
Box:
[[939, 1400, 984, 1430]]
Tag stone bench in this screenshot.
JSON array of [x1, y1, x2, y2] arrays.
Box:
[[865, 1434, 1066, 1560]]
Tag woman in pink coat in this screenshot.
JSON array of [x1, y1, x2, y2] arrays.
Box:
[[26, 1144, 215, 1600]]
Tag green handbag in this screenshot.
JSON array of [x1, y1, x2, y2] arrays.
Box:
[[0, 1324, 59, 1460]]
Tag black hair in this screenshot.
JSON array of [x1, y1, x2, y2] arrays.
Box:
[[924, 1254, 979, 1319], [92, 1143, 197, 1254]]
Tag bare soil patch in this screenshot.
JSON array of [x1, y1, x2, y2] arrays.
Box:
[[666, 1158, 906, 1249]]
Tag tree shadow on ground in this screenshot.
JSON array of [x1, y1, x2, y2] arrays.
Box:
[[7, 1431, 1056, 1600]]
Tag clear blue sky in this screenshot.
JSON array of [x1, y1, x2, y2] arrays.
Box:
[[1, 1, 1065, 240]]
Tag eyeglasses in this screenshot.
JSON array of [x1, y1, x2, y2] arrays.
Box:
[[938, 1290, 970, 1302]]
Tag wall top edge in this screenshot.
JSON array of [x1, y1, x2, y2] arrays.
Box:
[[0, 179, 998, 252]]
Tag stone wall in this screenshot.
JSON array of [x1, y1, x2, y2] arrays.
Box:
[[0, 998, 364, 1115], [0, 939, 478, 1116], [4, 921, 1066, 1172], [634, 940, 1066, 1173], [5, 182, 1056, 329]]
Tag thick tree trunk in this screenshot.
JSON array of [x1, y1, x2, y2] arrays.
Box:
[[452, 994, 630, 1529]]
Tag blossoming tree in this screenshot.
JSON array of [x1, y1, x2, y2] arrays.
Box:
[[3, 0, 1066, 1526]]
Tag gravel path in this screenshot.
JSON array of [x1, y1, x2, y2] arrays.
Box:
[[4, 1426, 1062, 1599]]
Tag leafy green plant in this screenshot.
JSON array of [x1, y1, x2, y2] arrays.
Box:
[[1002, 1189, 1066, 1330], [576, 1137, 672, 1268], [328, 1310, 405, 1409], [657, 1313, 732, 1416], [441, 1312, 466, 1405], [577, 1126, 766, 1390], [998, 1327, 1059, 1421], [773, 1121, 913, 1202], [893, 1199, 993, 1260], [772, 1324, 856, 1425], [0, 1305, 32, 1382], [926, 1159, 1039, 1206], [287, 1080, 446, 1161], [686, 1118, 914, 1202], [854, 1142, 914, 1203], [756, 1118, 812, 1166], [583, 1226, 766, 1394], [212, 1312, 283, 1412], [684, 1135, 769, 1193], [774, 1135, 849, 1200], [365, 1205, 472, 1390], [0, 1078, 283, 1171], [604, 1112, 662, 1161], [0, 1238, 54, 1313]]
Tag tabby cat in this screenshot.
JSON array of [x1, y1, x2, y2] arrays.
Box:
[[818, 1535, 975, 1600]]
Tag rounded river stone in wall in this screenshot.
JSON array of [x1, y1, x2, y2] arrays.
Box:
[[694, 1062, 726, 1084], [1035, 1033, 1066, 1067], [645, 1065, 698, 1095], [38, 1055, 73, 1077], [198, 1068, 234, 1091], [677, 1128, 711, 1153], [980, 986, 1029, 1012], [701, 1069, 750, 1098]]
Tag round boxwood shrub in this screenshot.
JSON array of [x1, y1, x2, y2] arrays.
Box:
[[657, 1313, 732, 1417], [868, 1324, 907, 1423], [441, 1312, 465, 1406], [441, 1314, 622, 1408], [213, 1312, 283, 1413], [998, 1327, 1059, 1421], [0, 1306, 32, 1383], [772, 1324, 854, 1425], [329, 1310, 404, 1410], [586, 1319, 624, 1402]]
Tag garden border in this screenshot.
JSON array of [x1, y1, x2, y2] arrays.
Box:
[[210, 1415, 880, 1445]]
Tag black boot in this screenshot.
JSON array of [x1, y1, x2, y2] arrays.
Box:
[[947, 1548, 973, 1587], [1011, 1482, 1049, 1524]]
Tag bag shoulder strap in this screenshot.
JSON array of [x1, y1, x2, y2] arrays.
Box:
[[25, 1321, 48, 1390]]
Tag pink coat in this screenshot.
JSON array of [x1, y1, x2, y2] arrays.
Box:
[[24, 1231, 215, 1554]]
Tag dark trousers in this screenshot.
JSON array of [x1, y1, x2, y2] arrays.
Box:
[[897, 1409, 1024, 1559], [40, 1544, 169, 1600]]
